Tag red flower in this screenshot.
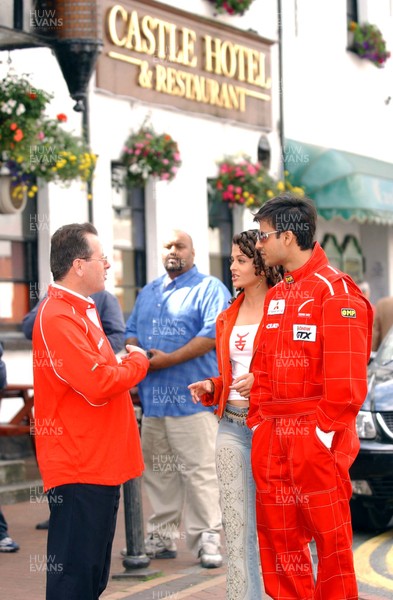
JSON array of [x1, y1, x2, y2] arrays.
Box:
[[28, 92, 37, 99], [57, 113, 67, 122], [10, 123, 17, 131], [13, 129, 24, 142]]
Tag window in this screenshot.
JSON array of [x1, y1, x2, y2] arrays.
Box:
[[208, 181, 233, 293], [347, 0, 358, 24], [0, 198, 38, 325], [112, 164, 146, 319]]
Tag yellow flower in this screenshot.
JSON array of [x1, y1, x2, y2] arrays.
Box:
[[277, 181, 285, 192], [292, 186, 305, 196], [243, 191, 249, 198], [267, 190, 274, 198]]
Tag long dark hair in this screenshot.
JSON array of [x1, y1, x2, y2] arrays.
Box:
[[231, 229, 282, 298]]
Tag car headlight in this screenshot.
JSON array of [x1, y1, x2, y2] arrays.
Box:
[[355, 410, 377, 439]]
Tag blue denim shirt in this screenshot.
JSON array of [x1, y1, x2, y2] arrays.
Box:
[[125, 266, 231, 417]]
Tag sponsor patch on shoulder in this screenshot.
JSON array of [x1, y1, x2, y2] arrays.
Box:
[[285, 274, 295, 284], [341, 308, 357, 318]]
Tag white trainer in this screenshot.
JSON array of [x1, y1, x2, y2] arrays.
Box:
[[198, 531, 223, 568], [144, 532, 177, 559]]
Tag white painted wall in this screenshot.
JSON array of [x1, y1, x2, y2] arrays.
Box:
[[281, 0, 393, 299], [282, 0, 393, 159]]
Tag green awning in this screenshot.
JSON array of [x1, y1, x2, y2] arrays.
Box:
[[284, 140, 393, 224]]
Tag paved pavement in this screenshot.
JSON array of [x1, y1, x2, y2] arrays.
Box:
[[0, 461, 230, 600], [0, 463, 387, 600]]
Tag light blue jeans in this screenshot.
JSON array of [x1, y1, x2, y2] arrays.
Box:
[[216, 405, 263, 600]]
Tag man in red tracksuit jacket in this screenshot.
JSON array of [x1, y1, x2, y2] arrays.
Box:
[[33, 223, 149, 600], [248, 194, 373, 600]]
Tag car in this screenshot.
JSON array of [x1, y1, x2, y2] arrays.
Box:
[[349, 327, 393, 531]]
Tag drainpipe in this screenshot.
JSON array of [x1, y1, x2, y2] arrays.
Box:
[[277, 0, 285, 176]]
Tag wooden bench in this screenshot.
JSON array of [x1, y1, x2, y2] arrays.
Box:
[[0, 384, 36, 453]]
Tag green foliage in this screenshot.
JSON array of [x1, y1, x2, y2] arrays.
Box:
[[210, 155, 305, 208], [208, 0, 254, 16], [0, 73, 96, 200], [349, 21, 391, 67], [120, 125, 182, 187]]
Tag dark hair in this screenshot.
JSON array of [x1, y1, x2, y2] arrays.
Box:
[[253, 192, 316, 250], [50, 223, 98, 281], [232, 229, 282, 294]]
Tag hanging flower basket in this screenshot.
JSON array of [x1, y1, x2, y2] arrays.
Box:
[[120, 123, 182, 188], [210, 155, 305, 209], [348, 21, 391, 67], [0, 72, 97, 202], [207, 0, 254, 16], [0, 167, 28, 214]]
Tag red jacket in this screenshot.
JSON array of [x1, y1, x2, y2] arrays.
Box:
[[33, 285, 149, 491], [201, 293, 264, 418], [247, 243, 373, 436]]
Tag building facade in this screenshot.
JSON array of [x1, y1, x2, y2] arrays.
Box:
[[1, 0, 393, 335], [0, 0, 281, 328], [281, 0, 393, 302]]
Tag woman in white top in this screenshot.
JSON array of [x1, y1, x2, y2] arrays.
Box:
[[189, 230, 281, 600]]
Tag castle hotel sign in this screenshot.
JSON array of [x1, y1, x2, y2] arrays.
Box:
[[97, 0, 273, 128]]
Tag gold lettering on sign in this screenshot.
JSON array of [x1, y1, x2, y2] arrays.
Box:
[[204, 35, 271, 89], [107, 6, 198, 68], [154, 64, 246, 111], [105, 4, 271, 117], [107, 4, 128, 47]]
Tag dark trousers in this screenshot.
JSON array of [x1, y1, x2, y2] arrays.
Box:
[[46, 483, 120, 600]]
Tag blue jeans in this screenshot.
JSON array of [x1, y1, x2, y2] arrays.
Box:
[[216, 406, 263, 600], [0, 508, 8, 540]]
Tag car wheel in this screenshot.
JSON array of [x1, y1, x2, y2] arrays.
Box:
[[351, 499, 393, 531]]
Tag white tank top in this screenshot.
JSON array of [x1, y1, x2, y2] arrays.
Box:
[[228, 323, 259, 401]]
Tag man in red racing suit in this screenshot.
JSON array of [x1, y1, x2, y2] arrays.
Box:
[[248, 194, 373, 600]]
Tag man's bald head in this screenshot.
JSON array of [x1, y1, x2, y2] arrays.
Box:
[[161, 230, 195, 279]]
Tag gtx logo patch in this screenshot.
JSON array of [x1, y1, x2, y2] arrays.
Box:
[[293, 324, 317, 342]]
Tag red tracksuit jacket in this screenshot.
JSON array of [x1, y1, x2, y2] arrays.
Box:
[[200, 292, 264, 418], [33, 285, 149, 491], [248, 243, 373, 463]]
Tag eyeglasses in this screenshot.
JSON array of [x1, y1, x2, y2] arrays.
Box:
[[256, 230, 279, 242], [79, 256, 108, 263]]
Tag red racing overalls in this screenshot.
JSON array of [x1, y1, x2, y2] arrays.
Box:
[[248, 242, 373, 600]]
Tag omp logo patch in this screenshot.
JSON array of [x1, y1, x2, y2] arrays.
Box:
[[341, 308, 357, 318], [266, 323, 279, 329], [293, 324, 317, 342], [268, 299, 285, 315]]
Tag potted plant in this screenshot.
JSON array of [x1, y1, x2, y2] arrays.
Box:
[[348, 21, 391, 67], [120, 124, 182, 187], [207, 0, 254, 16], [210, 155, 305, 209], [0, 73, 97, 212]]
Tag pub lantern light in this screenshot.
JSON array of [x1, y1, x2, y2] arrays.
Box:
[[49, 0, 103, 112]]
